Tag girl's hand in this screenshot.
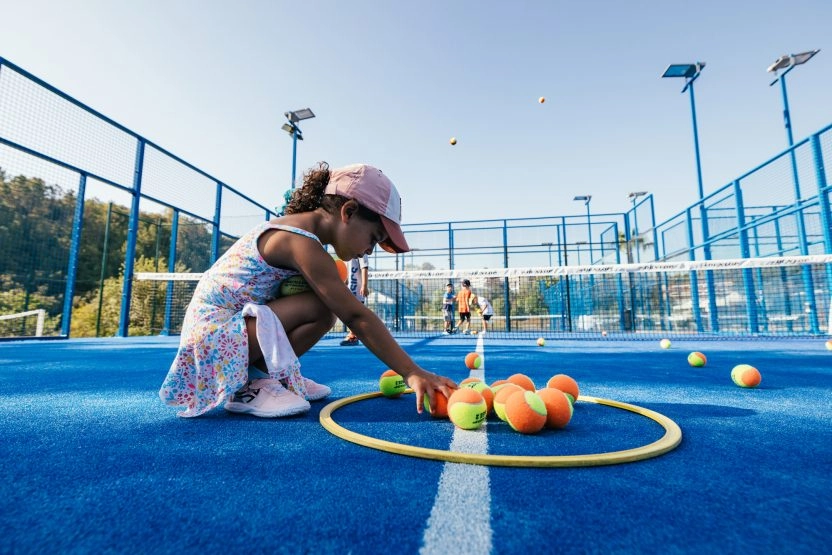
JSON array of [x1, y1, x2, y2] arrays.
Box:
[[406, 369, 457, 414]]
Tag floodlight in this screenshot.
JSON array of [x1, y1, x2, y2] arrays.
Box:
[[661, 63, 705, 79], [285, 108, 316, 123], [628, 191, 648, 200], [767, 49, 820, 73], [573, 195, 591, 204], [280, 123, 294, 134]]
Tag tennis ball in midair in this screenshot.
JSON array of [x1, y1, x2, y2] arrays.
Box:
[[449, 137, 457, 146], [448, 388, 487, 430], [731, 364, 762, 388], [493, 383, 524, 421], [464, 352, 482, 370], [507, 373, 536, 392], [462, 381, 494, 414], [536, 337, 546, 347], [423, 391, 449, 418], [279, 275, 312, 297], [660, 338, 672, 349], [537, 387, 573, 429], [379, 370, 406, 398], [538, 96, 546, 104], [687, 352, 707, 367], [546, 374, 579, 405], [504, 390, 547, 434]]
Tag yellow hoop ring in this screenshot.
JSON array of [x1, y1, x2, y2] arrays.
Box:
[[320, 392, 682, 467]]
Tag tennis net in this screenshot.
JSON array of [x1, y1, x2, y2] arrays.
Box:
[[133, 254, 832, 339]]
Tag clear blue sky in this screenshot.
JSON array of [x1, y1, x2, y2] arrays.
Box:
[[2, 0, 831, 226]]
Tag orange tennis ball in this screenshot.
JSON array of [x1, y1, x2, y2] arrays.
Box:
[[825, 340, 832, 351], [460, 377, 482, 385], [493, 383, 523, 421], [490, 379, 509, 389], [447, 388, 487, 430], [687, 352, 707, 367], [423, 391, 449, 418], [537, 387, 573, 429], [546, 374, 579, 405], [538, 96, 545, 104], [462, 381, 494, 414], [464, 352, 482, 370], [449, 137, 457, 145], [378, 369, 407, 398], [504, 390, 547, 434], [536, 337, 546, 347], [507, 373, 536, 392], [731, 364, 762, 388]]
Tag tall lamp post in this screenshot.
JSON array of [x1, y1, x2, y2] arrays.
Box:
[[573, 195, 593, 264], [627, 191, 647, 263], [282, 108, 316, 190], [661, 62, 717, 332], [767, 49, 821, 334]]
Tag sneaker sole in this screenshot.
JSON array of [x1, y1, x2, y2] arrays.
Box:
[[224, 401, 310, 418]]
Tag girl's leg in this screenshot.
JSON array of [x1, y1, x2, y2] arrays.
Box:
[[245, 291, 336, 366]]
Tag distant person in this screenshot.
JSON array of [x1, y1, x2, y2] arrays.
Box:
[[341, 254, 370, 346], [442, 282, 456, 334], [159, 162, 456, 418], [474, 294, 494, 334], [456, 279, 474, 334]]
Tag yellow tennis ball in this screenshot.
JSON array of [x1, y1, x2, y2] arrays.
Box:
[[536, 337, 545, 347], [462, 381, 494, 414], [448, 388, 487, 430], [279, 275, 312, 296], [378, 369, 407, 398], [731, 364, 761, 388], [687, 352, 707, 367], [660, 338, 672, 349], [449, 137, 457, 145]]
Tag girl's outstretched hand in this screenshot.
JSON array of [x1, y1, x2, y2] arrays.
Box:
[[406, 369, 457, 414]]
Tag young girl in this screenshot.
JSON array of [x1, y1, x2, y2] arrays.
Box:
[[159, 162, 457, 418]]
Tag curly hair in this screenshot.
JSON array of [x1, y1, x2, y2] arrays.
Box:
[[284, 161, 380, 223]]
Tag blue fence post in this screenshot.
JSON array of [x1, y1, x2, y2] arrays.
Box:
[[448, 222, 454, 270], [810, 133, 832, 334], [502, 220, 511, 333], [118, 139, 146, 337], [161, 209, 179, 336], [734, 180, 759, 333], [750, 218, 769, 332], [613, 221, 626, 332], [211, 182, 223, 264], [61, 173, 87, 337], [685, 207, 704, 332]]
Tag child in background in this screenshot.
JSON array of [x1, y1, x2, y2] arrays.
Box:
[[159, 162, 456, 418], [442, 283, 455, 335], [456, 279, 474, 334], [341, 254, 369, 346], [474, 294, 494, 334]]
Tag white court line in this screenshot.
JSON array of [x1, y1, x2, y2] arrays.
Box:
[[420, 334, 492, 555]]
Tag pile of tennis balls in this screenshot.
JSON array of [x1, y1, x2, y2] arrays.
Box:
[[424, 372, 578, 434], [659, 338, 764, 389]]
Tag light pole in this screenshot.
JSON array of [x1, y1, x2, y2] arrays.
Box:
[[573, 195, 593, 264], [541, 242, 554, 266], [282, 108, 316, 190], [767, 50, 819, 150], [627, 191, 647, 263], [662, 62, 717, 332], [767, 49, 821, 333]]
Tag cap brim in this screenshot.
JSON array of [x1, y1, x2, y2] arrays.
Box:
[[379, 216, 410, 253]]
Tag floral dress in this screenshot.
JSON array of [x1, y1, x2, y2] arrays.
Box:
[[159, 222, 320, 417]]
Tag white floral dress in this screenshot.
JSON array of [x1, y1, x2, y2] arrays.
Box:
[[159, 222, 319, 417]]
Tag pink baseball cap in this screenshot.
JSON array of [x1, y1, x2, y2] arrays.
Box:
[[324, 163, 410, 253]]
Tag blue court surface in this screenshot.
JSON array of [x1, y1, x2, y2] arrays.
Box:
[[1, 336, 830, 554]]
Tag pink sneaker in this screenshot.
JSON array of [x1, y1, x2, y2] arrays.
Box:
[[303, 378, 332, 401], [224, 379, 310, 417]]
